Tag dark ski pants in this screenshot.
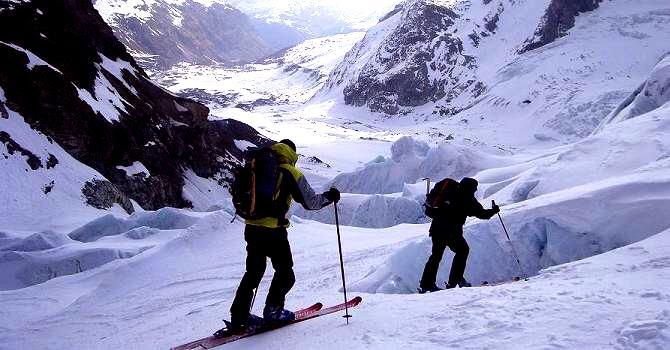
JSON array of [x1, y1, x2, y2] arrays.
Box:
[[420, 233, 470, 287], [230, 225, 295, 322]]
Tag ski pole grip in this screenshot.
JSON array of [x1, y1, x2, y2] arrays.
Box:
[[492, 200, 496, 207]]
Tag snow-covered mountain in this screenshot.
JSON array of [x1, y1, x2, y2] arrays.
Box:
[[298, 53, 670, 230], [0, 0, 267, 231], [226, 0, 400, 39], [320, 0, 670, 144], [93, 0, 273, 69], [153, 31, 366, 108]]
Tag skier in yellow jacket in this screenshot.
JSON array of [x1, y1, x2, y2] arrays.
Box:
[[229, 139, 340, 330]]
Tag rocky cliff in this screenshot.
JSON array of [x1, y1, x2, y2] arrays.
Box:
[[0, 0, 268, 214]]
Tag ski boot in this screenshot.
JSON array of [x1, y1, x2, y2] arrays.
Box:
[[445, 279, 472, 289], [263, 305, 295, 325], [215, 314, 264, 338], [417, 284, 442, 294]]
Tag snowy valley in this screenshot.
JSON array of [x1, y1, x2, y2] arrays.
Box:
[[2, 0, 670, 349]]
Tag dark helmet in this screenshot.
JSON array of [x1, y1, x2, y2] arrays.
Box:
[[460, 177, 478, 194], [279, 139, 296, 151]]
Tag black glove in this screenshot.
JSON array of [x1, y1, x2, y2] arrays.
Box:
[[491, 200, 500, 214], [491, 204, 500, 214], [324, 187, 341, 203]]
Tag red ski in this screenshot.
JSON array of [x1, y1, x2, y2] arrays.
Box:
[[171, 297, 361, 350]]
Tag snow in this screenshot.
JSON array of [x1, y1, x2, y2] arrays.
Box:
[[328, 136, 511, 195], [1, 200, 669, 348], [76, 70, 131, 124], [98, 53, 140, 96], [0, 88, 128, 233], [0, 41, 63, 74], [116, 161, 150, 177], [155, 31, 365, 106], [75, 53, 144, 124], [181, 168, 232, 212], [224, 0, 399, 36], [233, 139, 255, 151], [595, 54, 670, 131]]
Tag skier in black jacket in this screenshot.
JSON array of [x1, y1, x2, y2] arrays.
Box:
[[419, 177, 499, 293]]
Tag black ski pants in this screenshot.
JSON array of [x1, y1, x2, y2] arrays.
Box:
[[420, 231, 470, 287], [230, 225, 295, 321]]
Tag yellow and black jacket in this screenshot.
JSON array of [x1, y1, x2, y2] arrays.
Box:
[[245, 143, 332, 228]]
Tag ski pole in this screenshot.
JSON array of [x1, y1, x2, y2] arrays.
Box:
[[249, 287, 258, 313], [492, 200, 526, 279], [422, 177, 431, 196], [334, 201, 352, 324]]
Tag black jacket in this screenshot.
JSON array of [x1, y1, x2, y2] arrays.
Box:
[[429, 190, 497, 235]]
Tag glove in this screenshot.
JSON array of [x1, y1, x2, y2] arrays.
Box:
[[491, 204, 500, 214], [491, 200, 500, 214], [324, 187, 341, 203]]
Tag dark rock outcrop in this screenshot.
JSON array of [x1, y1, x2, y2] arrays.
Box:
[[82, 179, 134, 213], [0, 0, 268, 212], [519, 0, 603, 53], [94, 0, 273, 69]]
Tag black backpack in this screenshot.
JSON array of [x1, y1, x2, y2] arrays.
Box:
[[424, 178, 459, 219], [231, 147, 281, 220]]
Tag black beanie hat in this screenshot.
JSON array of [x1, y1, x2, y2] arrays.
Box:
[[279, 139, 296, 151], [460, 177, 478, 193]]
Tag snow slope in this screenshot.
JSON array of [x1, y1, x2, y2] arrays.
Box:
[[154, 31, 366, 107], [0, 87, 130, 233], [1, 202, 669, 349]]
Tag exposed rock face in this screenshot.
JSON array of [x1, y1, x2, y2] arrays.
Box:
[[519, 0, 603, 53], [0, 0, 268, 212], [82, 179, 134, 213], [94, 0, 273, 69]]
